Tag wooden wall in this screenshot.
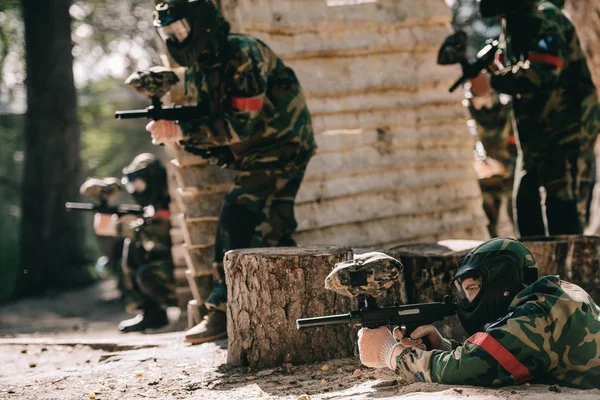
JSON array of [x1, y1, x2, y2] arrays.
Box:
[[220, 0, 490, 247]]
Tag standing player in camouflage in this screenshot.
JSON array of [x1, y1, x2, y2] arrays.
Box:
[[358, 238, 600, 388], [143, 0, 315, 343], [444, 0, 517, 237], [468, 0, 600, 236], [88, 154, 177, 332]]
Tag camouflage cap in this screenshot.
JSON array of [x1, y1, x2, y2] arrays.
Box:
[[79, 177, 123, 202], [325, 252, 404, 298], [124, 66, 179, 98]]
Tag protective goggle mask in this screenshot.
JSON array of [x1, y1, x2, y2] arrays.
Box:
[[122, 177, 147, 194], [452, 270, 483, 307], [157, 19, 192, 43]]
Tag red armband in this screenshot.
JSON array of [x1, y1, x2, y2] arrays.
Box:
[[467, 332, 533, 384], [231, 97, 263, 111], [528, 52, 563, 70]]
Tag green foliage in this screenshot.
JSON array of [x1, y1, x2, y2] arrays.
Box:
[[0, 0, 166, 300], [79, 78, 159, 179]]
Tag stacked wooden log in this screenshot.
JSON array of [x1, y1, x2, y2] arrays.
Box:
[[221, 0, 490, 248], [164, 142, 236, 325]]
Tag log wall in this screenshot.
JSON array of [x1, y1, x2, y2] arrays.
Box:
[[221, 0, 490, 247]]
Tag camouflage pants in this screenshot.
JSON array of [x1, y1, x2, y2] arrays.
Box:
[[206, 165, 307, 310], [513, 149, 592, 237], [121, 238, 177, 313], [481, 184, 506, 238]]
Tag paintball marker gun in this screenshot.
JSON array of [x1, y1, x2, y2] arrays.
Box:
[[65, 201, 144, 217], [114, 66, 201, 121], [296, 252, 456, 348], [296, 296, 456, 334], [437, 31, 499, 93], [66, 177, 144, 217]]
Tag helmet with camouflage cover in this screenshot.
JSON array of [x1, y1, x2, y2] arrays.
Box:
[[121, 153, 169, 208], [153, 0, 231, 67], [79, 177, 123, 203], [325, 252, 404, 298], [125, 66, 179, 99], [452, 237, 538, 335]]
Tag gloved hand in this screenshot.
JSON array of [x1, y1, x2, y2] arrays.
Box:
[[79, 177, 122, 202], [145, 119, 183, 145], [358, 326, 404, 369], [93, 213, 118, 237], [393, 325, 452, 351]]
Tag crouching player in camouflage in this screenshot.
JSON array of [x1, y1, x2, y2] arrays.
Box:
[[358, 238, 600, 388], [86, 154, 177, 332], [468, 0, 600, 236], [143, 0, 315, 343]]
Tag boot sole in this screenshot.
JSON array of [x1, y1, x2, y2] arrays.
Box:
[[184, 331, 227, 344]]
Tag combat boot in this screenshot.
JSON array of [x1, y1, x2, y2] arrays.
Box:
[[184, 309, 227, 344], [118, 306, 169, 333]]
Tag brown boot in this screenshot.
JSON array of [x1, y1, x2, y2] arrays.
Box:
[[184, 309, 227, 344]]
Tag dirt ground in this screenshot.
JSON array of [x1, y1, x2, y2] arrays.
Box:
[[1, 280, 599, 400]]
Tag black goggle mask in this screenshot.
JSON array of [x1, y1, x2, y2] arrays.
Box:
[[451, 252, 519, 309], [153, 0, 215, 44]]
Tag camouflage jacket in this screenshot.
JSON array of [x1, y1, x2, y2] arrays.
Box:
[[117, 209, 173, 264], [395, 276, 600, 388], [490, 1, 599, 157], [179, 34, 316, 171]]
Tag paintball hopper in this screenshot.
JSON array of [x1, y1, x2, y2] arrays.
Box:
[[437, 31, 467, 65], [124, 66, 179, 99], [325, 252, 404, 298], [79, 177, 123, 202]]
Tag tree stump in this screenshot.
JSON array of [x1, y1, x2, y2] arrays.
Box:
[[387, 239, 483, 342], [387, 239, 483, 303], [225, 247, 356, 368], [521, 235, 600, 302]]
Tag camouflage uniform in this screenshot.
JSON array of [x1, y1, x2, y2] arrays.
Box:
[[394, 275, 600, 388], [177, 21, 315, 310], [489, 0, 600, 236], [117, 212, 177, 314]]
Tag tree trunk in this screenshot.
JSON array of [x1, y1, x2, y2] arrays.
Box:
[[17, 0, 88, 296], [225, 247, 356, 368], [521, 235, 600, 303]]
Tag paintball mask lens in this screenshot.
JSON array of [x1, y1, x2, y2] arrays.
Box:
[[452, 271, 483, 306], [157, 19, 191, 43]]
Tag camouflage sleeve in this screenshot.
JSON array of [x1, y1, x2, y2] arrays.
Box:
[[491, 6, 565, 97], [396, 301, 551, 385], [179, 41, 267, 148]]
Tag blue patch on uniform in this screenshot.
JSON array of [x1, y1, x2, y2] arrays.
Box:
[[535, 35, 560, 55]]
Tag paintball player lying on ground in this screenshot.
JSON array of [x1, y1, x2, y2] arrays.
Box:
[[358, 238, 600, 388]]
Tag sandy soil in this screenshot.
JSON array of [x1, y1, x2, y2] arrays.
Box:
[[1, 280, 599, 400]]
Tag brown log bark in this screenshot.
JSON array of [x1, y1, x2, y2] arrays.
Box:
[[387, 240, 483, 303], [225, 247, 356, 368], [521, 235, 600, 302]]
